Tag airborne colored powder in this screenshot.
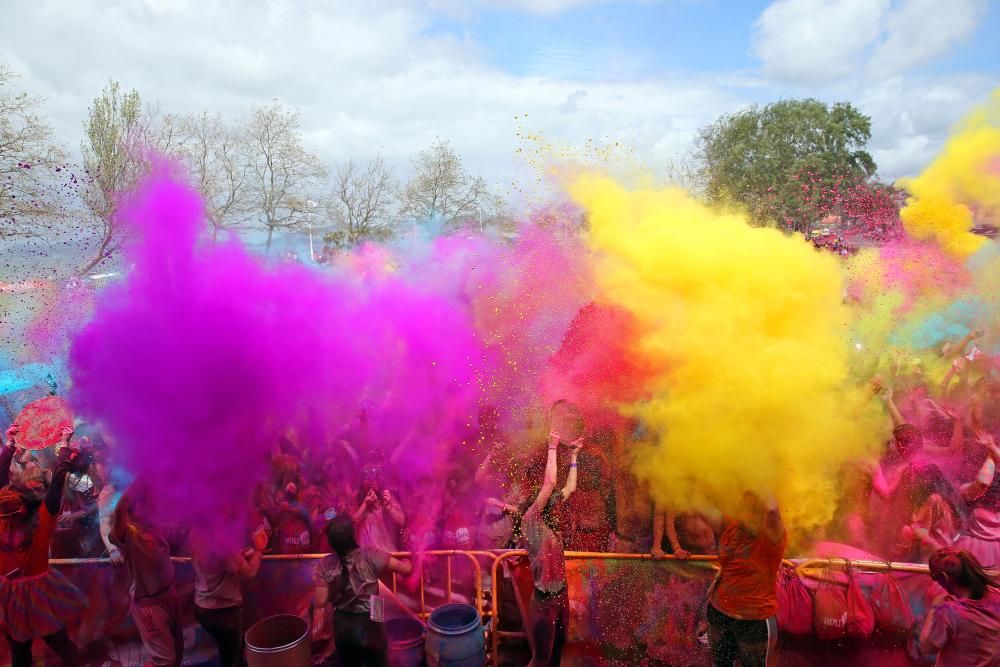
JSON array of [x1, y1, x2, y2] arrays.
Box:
[[68, 165, 491, 545], [899, 90, 1000, 259], [571, 176, 887, 532]]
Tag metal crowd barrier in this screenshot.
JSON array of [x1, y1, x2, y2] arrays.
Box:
[[50, 550, 931, 667]]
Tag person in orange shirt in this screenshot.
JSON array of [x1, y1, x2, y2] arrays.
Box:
[[706, 492, 787, 667]]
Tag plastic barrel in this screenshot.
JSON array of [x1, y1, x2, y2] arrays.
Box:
[[245, 614, 311, 667], [425, 604, 485, 667], [388, 617, 427, 667]]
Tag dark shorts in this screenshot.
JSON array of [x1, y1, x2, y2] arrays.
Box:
[[528, 588, 568, 667], [706, 604, 776, 667]]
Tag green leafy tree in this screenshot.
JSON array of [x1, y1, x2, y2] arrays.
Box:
[[80, 80, 147, 274], [696, 99, 876, 231]]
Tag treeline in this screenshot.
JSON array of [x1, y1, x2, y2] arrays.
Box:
[[3, 63, 900, 275], [1, 68, 508, 274]]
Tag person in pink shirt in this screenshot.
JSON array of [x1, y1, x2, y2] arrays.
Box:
[[919, 547, 1000, 666]]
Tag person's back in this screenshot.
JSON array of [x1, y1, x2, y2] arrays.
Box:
[[711, 517, 787, 620], [111, 486, 183, 667], [192, 550, 243, 610], [115, 518, 174, 600], [316, 546, 388, 613], [924, 588, 1000, 666], [922, 548, 1000, 667], [521, 502, 566, 595], [705, 495, 786, 667], [312, 516, 413, 667], [190, 527, 265, 667]]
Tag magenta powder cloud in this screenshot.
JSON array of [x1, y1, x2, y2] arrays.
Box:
[[68, 166, 488, 538]]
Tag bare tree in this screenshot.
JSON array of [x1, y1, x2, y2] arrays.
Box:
[[475, 191, 517, 237], [328, 155, 398, 245], [174, 111, 251, 240], [401, 139, 489, 229], [243, 100, 326, 253], [0, 65, 67, 238], [79, 80, 151, 274]]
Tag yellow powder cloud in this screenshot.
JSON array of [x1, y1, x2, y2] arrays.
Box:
[[571, 176, 886, 533]]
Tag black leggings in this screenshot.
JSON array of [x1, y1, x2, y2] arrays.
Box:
[[8, 629, 82, 667], [195, 605, 244, 667], [333, 609, 387, 667], [706, 604, 776, 667]]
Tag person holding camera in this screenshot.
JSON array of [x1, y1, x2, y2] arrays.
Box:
[[0, 424, 91, 667], [352, 465, 406, 552]]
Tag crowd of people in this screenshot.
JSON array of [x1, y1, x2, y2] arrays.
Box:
[[4, 326, 1000, 665]]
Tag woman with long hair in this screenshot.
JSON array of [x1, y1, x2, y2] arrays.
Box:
[[955, 430, 1000, 568], [919, 547, 1000, 665], [312, 515, 412, 666], [898, 463, 967, 563], [0, 424, 90, 667], [518, 425, 583, 667]]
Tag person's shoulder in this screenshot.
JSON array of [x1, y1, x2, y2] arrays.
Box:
[[977, 588, 1000, 612], [931, 596, 963, 622], [362, 545, 390, 561], [315, 553, 341, 579]]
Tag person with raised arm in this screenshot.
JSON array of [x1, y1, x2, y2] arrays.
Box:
[[352, 464, 406, 553], [0, 424, 91, 667], [518, 425, 583, 667], [189, 514, 268, 667], [312, 515, 413, 666], [955, 430, 1000, 568], [705, 492, 787, 667]]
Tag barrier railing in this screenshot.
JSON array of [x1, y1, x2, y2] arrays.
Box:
[[50, 550, 931, 666], [486, 551, 931, 667], [51, 549, 499, 621], [489, 550, 719, 667]]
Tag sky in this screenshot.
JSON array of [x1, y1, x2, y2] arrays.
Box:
[[1, 0, 998, 202]]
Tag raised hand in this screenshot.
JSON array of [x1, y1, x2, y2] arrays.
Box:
[[4, 424, 17, 448], [252, 527, 269, 552]]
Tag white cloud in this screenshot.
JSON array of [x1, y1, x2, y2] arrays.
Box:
[[426, 0, 665, 17], [752, 0, 889, 85], [0, 0, 740, 196], [753, 0, 987, 86], [869, 0, 987, 77], [0, 0, 990, 210], [855, 74, 994, 179]]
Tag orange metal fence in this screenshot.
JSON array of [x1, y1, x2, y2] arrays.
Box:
[[50, 550, 930, 666]]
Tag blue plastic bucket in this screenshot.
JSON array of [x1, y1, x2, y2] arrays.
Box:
[[425, 604, 485, 667]]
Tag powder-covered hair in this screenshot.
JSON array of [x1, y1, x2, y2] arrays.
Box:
[[929, 548, 999, 599]]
